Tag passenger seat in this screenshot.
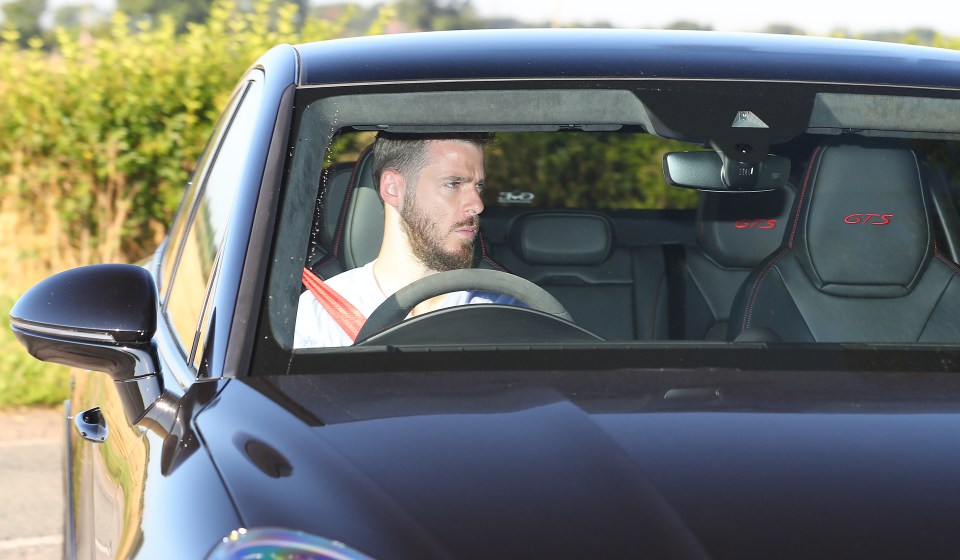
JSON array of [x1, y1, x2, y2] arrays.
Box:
[[635, 186, 796, 340], [729, 137, 960, 342]]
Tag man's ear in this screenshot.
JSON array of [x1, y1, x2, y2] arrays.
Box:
[[380, 170, 404, 209]]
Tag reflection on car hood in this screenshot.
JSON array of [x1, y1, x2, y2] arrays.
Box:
[[196, 369, 960, 560]]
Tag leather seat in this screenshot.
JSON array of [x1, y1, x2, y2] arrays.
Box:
[[728, 136, 960, 343], [635, 186, 795, 340], [495, 194, 795, 342], [308, 145, 383, 279], [306, 160, 357, 276]]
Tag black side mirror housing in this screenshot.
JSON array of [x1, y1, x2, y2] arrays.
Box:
[[9, 264, 167, 426]]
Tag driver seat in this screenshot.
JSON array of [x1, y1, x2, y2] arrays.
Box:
[[728, 136, 960, 343]]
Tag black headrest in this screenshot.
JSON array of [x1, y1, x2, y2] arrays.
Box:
[[790, 137, 931, 297], [509, 212, 614, 266], [317, 162, 355, 249], [696, 187, 796, 269], [339, 147, 384, 270]]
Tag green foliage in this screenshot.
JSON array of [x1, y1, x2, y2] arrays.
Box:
[[1, 0, 47, 45], [117, 0, 214, 31], [932, 35, 960, 50], [0, 0, 352, 282], [0, 293, 71, 408], [486, 132, 699, 210], [0, 0, 356, 408], [394, 0, 481, 31]]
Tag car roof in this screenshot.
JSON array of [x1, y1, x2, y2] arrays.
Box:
[[292, 28, 960, 88]]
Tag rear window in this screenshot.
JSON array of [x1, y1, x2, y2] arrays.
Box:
[[324, 130, 700, 211]]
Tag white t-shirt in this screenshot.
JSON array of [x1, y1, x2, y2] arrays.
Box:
[[294, 260, 518, 347]]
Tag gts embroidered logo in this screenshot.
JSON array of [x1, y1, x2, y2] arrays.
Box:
[[844, 213, 893, 225], [735, 219, 778, 229]]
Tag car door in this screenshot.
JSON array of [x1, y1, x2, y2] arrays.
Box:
[[67, 72, 266, 560]]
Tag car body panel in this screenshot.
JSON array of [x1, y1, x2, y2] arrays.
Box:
[[204, 44, 298, 380], [295, 29, 960, 88], [68, 365, 240, 559], [197, 369, 960, 559]]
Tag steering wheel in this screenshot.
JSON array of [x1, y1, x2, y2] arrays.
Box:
[[354, 269, 577, 344]]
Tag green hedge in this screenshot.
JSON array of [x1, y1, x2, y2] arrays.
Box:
[[0, 0, 372, 282], [0, 292, 70, 408]]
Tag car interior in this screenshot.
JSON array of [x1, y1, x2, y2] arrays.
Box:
[[274, 86, 960, 350]]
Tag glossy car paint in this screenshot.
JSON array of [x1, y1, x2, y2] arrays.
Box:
[[196, 368, 960, 559], [294, 29, 960, 88], [68, 373, 238, 559]]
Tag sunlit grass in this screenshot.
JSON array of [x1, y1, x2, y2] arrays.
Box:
[[0, 292, 70, 409]]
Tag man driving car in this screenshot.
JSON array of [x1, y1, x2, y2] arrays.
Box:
[[294, 132, 517, 347]]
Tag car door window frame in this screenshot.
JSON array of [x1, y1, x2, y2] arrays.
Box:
[[160, 72, 264, 376]]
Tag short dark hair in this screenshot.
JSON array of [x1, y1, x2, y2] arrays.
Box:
[[371, 132, 493, 188]]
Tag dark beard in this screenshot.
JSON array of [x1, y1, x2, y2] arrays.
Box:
[[400, 192, 477, 272]]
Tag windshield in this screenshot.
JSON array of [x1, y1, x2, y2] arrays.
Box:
[[260, 80, 960, 373]]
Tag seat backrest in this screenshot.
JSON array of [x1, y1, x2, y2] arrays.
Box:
[[682, 187, 797, 340], [495, 211, 636, 340], [728, 136, 960, 342], [634, 186, 795, 340], [338, 145, 385, 273], [307, 145, 381, 279], [306, 161, 355, 273]]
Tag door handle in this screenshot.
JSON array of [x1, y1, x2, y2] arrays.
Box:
[[74, 407, 108, 443]]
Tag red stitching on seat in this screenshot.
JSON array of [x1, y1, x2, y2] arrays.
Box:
[[311, 145, 374, 276], [787, 145, 821, 249], [935, 248, 960, 275], [739, 145, 820, 332], [479, 236, 508, 272], [741, 247, 790, 330]]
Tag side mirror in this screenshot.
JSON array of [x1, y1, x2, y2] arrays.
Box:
[[9, 264, 168, 427], [663, 151, 791, 192]]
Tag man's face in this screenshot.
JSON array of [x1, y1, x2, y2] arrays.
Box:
[[399, 140, 486, 272]]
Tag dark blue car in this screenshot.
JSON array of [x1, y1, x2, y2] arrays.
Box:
[[10, 29, 960, 559]]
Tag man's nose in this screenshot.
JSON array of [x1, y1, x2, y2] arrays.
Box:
[[463, 186, 484, 215]]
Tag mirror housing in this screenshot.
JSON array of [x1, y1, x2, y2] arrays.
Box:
[[663, 151, 791, 192], [9, 264, 171, 428]]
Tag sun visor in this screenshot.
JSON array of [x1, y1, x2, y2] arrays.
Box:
[[809, 93, 960, 139], [305, 90, 653, 131]]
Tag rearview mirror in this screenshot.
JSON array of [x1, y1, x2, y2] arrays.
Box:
[[663, 151, 791, 192]]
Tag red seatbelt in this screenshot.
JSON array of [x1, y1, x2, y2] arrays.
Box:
[[302, 268, 365, 342]]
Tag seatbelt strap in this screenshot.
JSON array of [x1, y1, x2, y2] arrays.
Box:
[[302, 268, 365, 342], [662, 243, 687, 339]]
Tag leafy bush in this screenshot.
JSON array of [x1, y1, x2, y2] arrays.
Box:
[[0, 292, 70, 408], [0, 0, 359, 288]]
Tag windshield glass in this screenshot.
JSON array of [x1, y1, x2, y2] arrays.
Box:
[[261, 81, 960, 373]]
